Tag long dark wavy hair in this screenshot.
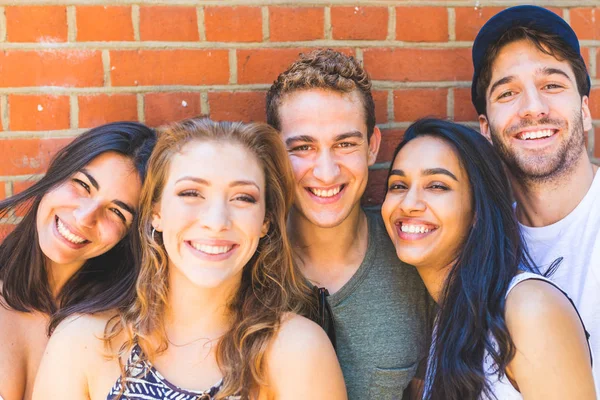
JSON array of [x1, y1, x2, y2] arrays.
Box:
[[0, 121, 156, 334], [387, 119, 542, 400]]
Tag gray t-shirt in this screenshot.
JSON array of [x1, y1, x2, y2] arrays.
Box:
[[327, 209, 432, 400]]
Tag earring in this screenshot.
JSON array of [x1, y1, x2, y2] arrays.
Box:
[[151, 227, 157, 237]]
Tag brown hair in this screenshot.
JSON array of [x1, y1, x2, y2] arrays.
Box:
[[105, 118, 315, 399], [266, 48, 376, 139], [474, 26, 590, 115]]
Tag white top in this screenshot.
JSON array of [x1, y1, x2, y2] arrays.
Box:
[[519, 171, 600, 395], [424, 272, 586, 399]]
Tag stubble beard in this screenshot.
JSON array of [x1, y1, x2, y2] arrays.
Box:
[[489, 111, 586, 187]]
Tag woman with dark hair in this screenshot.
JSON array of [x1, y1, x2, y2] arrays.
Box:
[[0, 121, 156, 400], [381, 119, 595, 399], [33, 118, 345, 399]]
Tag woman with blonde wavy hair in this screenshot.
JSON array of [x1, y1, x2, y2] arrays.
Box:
[[33, 118, 346, 400]]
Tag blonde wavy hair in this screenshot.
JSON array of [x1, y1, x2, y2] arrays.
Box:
[[105, 118, 315, 399]]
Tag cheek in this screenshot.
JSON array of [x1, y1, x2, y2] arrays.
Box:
[[340, 153, 369, 177], [289, 157, 311, 182]]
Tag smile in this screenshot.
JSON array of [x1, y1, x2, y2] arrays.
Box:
[[189, 242, 235, 255], [307, 184, 345, 198], [516, 129, 556, 140], [55, 216, 89, 245], [400, 224, 432, 234], [395, 221, 438, 240]]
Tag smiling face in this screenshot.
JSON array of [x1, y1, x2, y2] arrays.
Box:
[[278, 89, 380, 228], [479, 39, 592, 183], [381, 136, 473, 270], [36, 151, 141, 270], [152, 140, 268, 289]]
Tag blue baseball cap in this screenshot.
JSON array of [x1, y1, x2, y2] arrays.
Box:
[[471, 5, 590, 114]]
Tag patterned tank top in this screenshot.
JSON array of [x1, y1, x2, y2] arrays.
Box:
[[106, 344, 240, 400]]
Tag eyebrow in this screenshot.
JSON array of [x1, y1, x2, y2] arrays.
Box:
[[80, 168, 135, 217], [285, 135, 315, 146], [389, 168, 458, 181], [175, 176, 260, 190], [488, 67, 573, 97], [335, 131, 364, 141]]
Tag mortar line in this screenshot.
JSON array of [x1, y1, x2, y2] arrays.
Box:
[[387, 6, 395, 41], [1, 95, 8, 131], [132, 5, 140, 41], [0, 7, 6, 42], [197, 6, 206, 41], [67, 5, 77, 42], [262, 6, 269, 42], [70, 95, 78, 129], [324, 7, 332, 40], [137, 93, 144, 123], [229, 49, 238, 85], [201, 92, 209, 116], [562, 8, 570, 24], [448, 8, 456, 42], [355, 47, 363, 63], [101, 50, 111, 87], [589, 47, 597, 79], [387, 89, 394, 123], [447, 88, 454, 119]]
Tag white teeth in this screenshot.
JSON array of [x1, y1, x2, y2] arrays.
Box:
[[56, 218, 86, 244], [190, 243, 233, 255], [520, 129, 554, 140], [310, 186, 342, 198], [400, 224, 431, 234]]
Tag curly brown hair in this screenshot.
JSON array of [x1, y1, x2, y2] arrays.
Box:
[[105, 118, 315, 399], [266, 48, 376, 140]]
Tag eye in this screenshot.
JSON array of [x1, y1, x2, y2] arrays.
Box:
[[497, 90, 515, 100], [289, 144, 312, 152], [233, 194, 257, 204], [428, 183, 449, 191], [336, 142, 357, 149], [73, 178, 90, 193], [110, 208, 127, 223], [543, 83, 564, 91], [388, 182, 407, 191], [178, 189, 202, 198]]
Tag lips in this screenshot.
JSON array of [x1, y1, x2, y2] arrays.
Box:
[[394, 220, 438, 241], [185, 240, 239, 261], [516, 129, 557, 141], [53, 215, 90, 249], [307, 184, 345, 198]]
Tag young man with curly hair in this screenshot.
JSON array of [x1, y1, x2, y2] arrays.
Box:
[[266, 49, 432, 400]]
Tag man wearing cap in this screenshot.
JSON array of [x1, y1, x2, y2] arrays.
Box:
[[472, 5, 599, 391]]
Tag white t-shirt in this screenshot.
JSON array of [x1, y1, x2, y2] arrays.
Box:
[[520, 171, 600, 395]]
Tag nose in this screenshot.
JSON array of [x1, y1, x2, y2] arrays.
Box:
[[399, 185, 426, 215], [201, 199, 232, 232], [313, 150, 340, 183], [518, 85, 549, 119], [73, 199, 101, 228]]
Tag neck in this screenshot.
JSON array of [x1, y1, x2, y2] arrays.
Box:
[[287, 204, 368, 293], [512, 156, 598, 227], [164, 266, 236, 345], [414, 262, 451, 305], [46, 259, 84, 299]]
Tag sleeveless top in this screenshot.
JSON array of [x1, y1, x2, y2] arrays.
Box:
[[106, 344, 240, 400], [424, 272, 592, 400]]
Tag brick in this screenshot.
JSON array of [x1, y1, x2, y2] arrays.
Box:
[[140, 6, 198, 42], [9, 95, 70, 131], [455, 7, 562, 41], [0, 50, 103, 88], [568, 8, 600, 41], [144, 93, 201, 127], [396, 7, 448, 42], [372, 90, 388, 124], [269, 7, 324, 42], [5, 6, 67, 43], [393, 89, 447, 122], [595, 126, 600, 158], [78, 94, 138, 128], [208, 91, 266, 123], [0, 225, 16, 241], [588, 88, 600, 118], [0, 137, 73, 175], [76, 6, 134, 41], [363, 169, 388, 206], [331, 6, 388, 40], [205, 6, 262, 42], [454, 88, 479, 121], [13, 180, 35, 195], [237, 48, 353, 84], [376, 129, 405, 164], [364, 48, 472, 82], [0, 182, 5, 200], [110, 50, 229, 86]]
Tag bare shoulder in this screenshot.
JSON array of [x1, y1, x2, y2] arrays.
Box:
[[270, 313, 334, 357], [0, 296, 27, 400]]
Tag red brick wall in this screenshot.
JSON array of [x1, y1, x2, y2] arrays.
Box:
[[0, 2, 598, 215]]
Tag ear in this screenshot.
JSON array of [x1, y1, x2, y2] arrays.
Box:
[[261, 219, 270, 238], [581, 95, 593, 132], [478, 114, 493, 143], [367, 126, 382, 166], [151, 203, 162, 232]]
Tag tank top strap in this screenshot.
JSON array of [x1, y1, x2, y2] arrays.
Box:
[[506, 272, 593, 366]]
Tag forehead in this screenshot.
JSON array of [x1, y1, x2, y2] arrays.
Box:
[[86, 151, 137, 181], [394, 136, 464, 176], [490, 39, 577, 84], [168, 140, 264, 185], [277, 88, 367, 141]]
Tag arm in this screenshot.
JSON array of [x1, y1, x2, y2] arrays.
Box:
[[0, 307, 26, 400], [32, 315, 96, 399], [505, 280, 596, 399], [265, 314, 347, 400]]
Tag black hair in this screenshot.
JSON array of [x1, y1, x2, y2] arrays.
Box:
[[0, 121, 156, 334], [388, 119, 541, 399]]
